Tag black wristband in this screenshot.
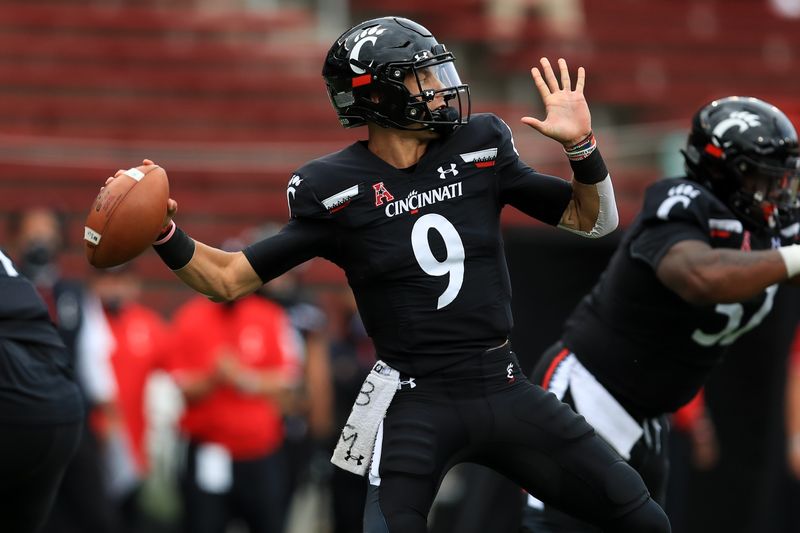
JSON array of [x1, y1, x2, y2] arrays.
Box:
[[153, 223, 195, 270], [569, 147, 609, 185]]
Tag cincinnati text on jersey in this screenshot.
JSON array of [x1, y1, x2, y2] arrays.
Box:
[[384, 181, 464, 217]]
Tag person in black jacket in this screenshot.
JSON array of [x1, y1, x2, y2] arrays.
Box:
[[0, 245, 83, 533]]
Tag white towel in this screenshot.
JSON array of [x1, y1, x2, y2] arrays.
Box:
[[569, 359, 643, 459], [331, 361, 400, 476]]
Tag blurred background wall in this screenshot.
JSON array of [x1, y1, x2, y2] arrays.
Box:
[[1, 0, 798, 312], [2, 1, 800, 531]]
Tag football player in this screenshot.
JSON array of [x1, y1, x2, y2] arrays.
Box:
[[140, 16, 670, 533], [521, 96, 800, 532], [0, 248, 83, 533]]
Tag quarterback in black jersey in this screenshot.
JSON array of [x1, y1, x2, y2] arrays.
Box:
[[0, 248, 83, 533], [139, 16, 670, 533], [523, 96, 800, 532]]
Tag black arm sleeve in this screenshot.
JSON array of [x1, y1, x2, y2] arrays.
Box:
[[569, 148, 609, 185], [499, 168, 573, 226], [242, 218, 336, 283], [491, 114, 573, 225]]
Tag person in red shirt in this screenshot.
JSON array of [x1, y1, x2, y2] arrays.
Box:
[[169, 293, 301, 533], [91, 265, 171, 527]]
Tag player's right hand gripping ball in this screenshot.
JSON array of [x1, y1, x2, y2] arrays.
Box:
[[85, 163, 169, 268]]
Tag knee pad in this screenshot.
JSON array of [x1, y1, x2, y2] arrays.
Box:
[[608, 497, 671, 533], [603, 460, 649, 506]]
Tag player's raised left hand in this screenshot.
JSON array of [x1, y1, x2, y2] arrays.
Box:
[[521, 57, 592, 148]]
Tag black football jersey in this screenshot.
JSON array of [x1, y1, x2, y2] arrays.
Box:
[[0, 249, 64, 348], [0, 249, 82, 424], [245, 113, 573, 376], [563, 178, 796, 417]]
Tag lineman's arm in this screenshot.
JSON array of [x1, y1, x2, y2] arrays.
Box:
[[656, 239, 795, 304]]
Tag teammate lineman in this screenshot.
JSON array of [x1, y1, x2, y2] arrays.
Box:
[[138, 16, 670, 532], [522, 96, 800, 532], [0, 248, 83, 533]]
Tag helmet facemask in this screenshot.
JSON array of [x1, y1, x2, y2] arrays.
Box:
[[374, 49, 470, 135], [727, 154, 800, 233]]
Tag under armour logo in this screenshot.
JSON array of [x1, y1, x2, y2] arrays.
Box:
[[398, 378, 417, 390], [438, 163, 458, 180], [345, 451, 365, 465], [413, 51, 431, 62]]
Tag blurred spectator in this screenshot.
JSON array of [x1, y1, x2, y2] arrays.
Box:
[[671, 389, 719, 471], [241, 227, 336, 533], [0, 245, 83, 533], [786, 326, 800, 479], [169, 292, 301, 533], [664, 389, 719, 532], [770, 0, 800, 18], [487, 0, 585, 42], [11, 207, 124, 533], [91, 265, 172, 532]]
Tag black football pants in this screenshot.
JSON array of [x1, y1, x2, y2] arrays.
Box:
[[521, 342, 671, 533], [363, 344, 670, 533]]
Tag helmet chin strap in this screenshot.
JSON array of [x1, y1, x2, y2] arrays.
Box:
[[428, 106, 460, 135], [431, 106, 459, 122]]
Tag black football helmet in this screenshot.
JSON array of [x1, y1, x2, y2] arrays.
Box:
[[683, 96, 800, 233], [322, 17, 470, 134]]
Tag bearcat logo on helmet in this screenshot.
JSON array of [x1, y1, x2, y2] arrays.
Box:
[[347, 25, 387, 75], [712, 111, 761, 140]]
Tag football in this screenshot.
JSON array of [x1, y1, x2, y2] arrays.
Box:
[[84, 163, 170, 268]]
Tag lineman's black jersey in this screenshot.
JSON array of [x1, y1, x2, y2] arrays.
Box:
[[0, 249, 82, 424], [563, 178, 795, 417], [245, 113, 573, 376]]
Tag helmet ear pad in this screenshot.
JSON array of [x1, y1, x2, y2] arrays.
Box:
[[354, 75, 419, 128]]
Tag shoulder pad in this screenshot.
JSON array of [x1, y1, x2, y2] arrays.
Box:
[[639, 179, 720, 230], [458, 113, 509, 142]]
